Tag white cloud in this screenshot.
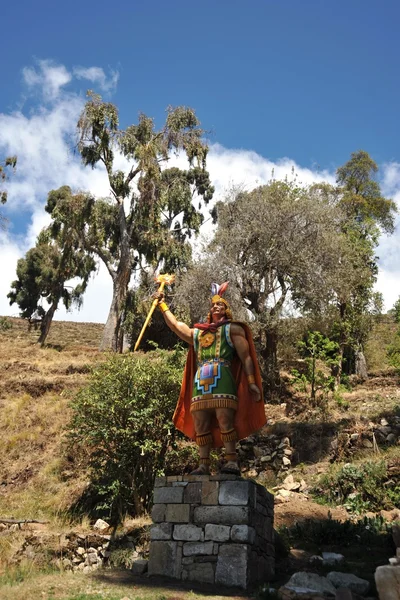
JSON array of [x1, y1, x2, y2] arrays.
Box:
[[381, 162, 400, 196], [22, 60, 72, 101], [73, 66, 119, 93], [376, 269, 400, 312], [205, 144, 336, 192], [0, 58, 399, 324], [374, 163, 400, 310]]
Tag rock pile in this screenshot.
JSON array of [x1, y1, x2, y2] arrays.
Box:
[[13, 532, 111, 572], [373, 416, 400, 445], [273, 474, 309, 504], [238, 433, 293, 475], [331, 416, 400, 459], [9, 521, 147, 573]]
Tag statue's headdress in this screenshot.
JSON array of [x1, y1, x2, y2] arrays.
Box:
[[207, 281, 232, 322]]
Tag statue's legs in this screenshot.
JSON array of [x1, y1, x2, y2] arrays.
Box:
[[191, 407, 239, 475], [191, 409, 213, 475], [216, 407, 240, 474]]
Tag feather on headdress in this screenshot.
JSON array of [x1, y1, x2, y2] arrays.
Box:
[[211, 282, 229, 297]]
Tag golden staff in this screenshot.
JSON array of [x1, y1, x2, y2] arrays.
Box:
[[133, 273, 175, 352]]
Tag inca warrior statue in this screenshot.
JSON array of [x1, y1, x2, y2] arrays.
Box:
[[154, 282, 266, 475]]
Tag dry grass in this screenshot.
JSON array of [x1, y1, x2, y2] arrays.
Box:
[[0, 318, 105, 527], [0, 569, 251, 600]]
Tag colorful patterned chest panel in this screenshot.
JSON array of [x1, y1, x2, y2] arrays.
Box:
[[191, 324, 238, 411]]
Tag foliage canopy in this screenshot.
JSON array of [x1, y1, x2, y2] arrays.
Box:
[[8, 230, 96, 345]]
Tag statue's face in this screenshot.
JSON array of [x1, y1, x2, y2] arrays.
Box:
[[210, 300, 226, 322]]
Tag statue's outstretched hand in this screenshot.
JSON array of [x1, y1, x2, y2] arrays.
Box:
[[249, 383, 261, 402], [153, 291, 165, 303]]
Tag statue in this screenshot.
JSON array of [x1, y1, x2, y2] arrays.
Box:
[[154, 282, 266, 475]]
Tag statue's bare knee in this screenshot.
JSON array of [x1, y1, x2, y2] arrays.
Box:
[[192, 410, 212, 435], [215, 407, 235, 432]]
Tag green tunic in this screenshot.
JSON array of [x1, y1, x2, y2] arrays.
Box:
[[191, 323, 238, 413]]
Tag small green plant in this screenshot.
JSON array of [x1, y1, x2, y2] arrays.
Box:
[[0, 565, 30, 586], [339, 373, 352, 390], [292, 331, 340, 405], [108, 547, 137, 569], [387, 484, 400, 506], [334, 391, 349, 410], [0, 316, 12, 331], [290, 368, 308, 394]]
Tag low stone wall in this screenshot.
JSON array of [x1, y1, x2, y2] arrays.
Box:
[[7, 529, 147, 573], [148, 474, 274, 590], [11, 532, 111, 572]]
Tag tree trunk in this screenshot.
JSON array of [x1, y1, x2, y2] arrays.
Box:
[[38, 300, 58, 346], [99, 202, 133, 352], [334, 345, 344, 389], [310, 355, 316, 401], [100, 265, 131, 352], [334, 301, 347, 388], [261, 329, 280, 398], [355, 349, 368, 381]]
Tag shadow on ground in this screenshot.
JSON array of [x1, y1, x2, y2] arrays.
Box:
[[93, 570, 253, 599]]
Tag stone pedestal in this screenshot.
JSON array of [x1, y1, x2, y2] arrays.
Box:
[[148, 474, 274, 590]]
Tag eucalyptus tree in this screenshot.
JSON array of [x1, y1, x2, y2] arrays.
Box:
[[45, 93, 213, 351], [8, 230, 96, 345], [332, 150, 397, 382]]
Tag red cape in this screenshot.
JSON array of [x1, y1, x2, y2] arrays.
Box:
[[172, 322, 267, 447]]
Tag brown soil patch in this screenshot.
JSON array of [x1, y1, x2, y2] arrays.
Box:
[[274, 496, 349, 528]]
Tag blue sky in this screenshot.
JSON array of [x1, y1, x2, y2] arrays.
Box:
[[3, 0, 400, 167], [1, 0, 399, 320]]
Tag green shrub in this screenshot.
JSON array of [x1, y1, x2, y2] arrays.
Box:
[[339, 373, 352, 390], [314, 459, 398, 513], [387, 332, 400, 371], [0, 316, 12, 331], [69, 347, 186, 523], [292, 331, 340, 404], [334, 391, 350, 410], [279, 513, 391, 548]]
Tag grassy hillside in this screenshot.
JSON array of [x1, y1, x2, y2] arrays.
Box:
[[0, 314, 399, 523], [0, 317, 104, 522], [0, 315, 399, 599]]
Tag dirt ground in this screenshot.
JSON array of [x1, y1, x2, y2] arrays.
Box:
[[274, 495, 349, 528]]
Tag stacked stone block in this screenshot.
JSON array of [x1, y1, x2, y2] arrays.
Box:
[[148, 474, 274, 590]]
